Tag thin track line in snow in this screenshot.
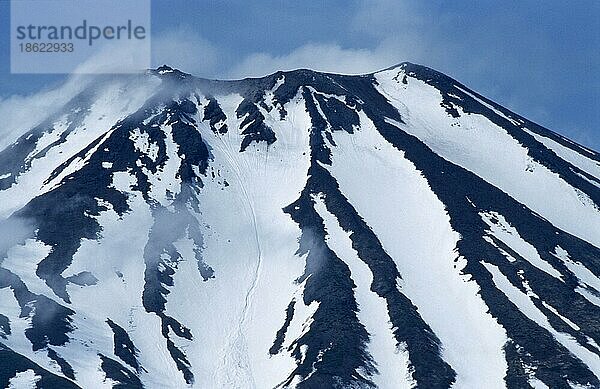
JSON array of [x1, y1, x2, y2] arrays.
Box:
[[212, 131, 263, 388]]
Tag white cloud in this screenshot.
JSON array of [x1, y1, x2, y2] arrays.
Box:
[[152, 26, 221, 77], [199, 2, 432, 79], [0, 39, 166, 151], [229, 43, 383, 77], [0, 77, 90, 151], [73, 40, 151, 74], [228, 40, 421, 79], [0, 216, 34, 260]]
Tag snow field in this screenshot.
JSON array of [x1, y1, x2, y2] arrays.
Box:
[[375, 69, 600, 248], [325, 109, 508, 388]]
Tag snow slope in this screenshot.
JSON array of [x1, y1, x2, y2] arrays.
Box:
[[0, 63, 598, 389]]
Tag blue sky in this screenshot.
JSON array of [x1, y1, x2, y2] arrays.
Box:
[[1, 0, 598, 150]]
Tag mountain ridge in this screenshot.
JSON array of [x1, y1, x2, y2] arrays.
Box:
[[153, 61, 599, 160], [0, 62, 599, 388]]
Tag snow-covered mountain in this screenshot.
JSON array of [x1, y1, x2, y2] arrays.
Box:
[[0, 62, 599, 389]]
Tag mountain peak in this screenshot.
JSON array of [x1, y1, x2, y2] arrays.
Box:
[[150, 64, 191, 80]]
